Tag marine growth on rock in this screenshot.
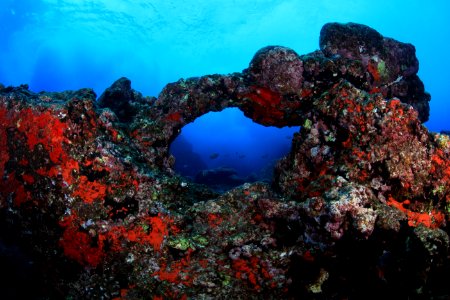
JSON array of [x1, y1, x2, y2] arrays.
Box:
[[0, 22, 448, 299]]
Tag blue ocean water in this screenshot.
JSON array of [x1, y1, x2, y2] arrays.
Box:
[[1, 0, 449, 179]]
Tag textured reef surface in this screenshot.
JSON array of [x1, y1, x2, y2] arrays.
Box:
[[0, 22, 449, 299]]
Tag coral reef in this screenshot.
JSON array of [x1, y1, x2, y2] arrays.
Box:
[[0, 22, 448, 299]]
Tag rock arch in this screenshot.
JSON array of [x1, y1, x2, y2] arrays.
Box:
[[101, 22, 429, 170]]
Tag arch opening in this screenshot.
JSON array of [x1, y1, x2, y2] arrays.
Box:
[[169, 107, 299, 192]]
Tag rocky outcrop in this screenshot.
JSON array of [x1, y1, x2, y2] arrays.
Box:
[[0, 22, 447, 299]]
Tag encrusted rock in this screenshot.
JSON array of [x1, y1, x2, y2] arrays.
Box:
[[320, 22, 430, 121], [245, 46, 304, 95], [299, 178, 378, 246]]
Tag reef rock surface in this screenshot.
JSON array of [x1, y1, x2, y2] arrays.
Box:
[[0, 22, 448, 299]]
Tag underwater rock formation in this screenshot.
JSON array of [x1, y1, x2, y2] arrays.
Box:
[[0, 22, 448, 299], [97, 77, 157, 124]]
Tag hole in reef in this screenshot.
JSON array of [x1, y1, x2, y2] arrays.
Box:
[[169, 108, 299, 192]]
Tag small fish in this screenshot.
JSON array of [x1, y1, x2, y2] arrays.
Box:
[[209, 153, 220, 159]]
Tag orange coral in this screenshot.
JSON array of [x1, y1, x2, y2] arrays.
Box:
[[387, 196, 445, 229]]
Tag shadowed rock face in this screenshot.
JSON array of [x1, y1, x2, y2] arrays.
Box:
[[97, 76, 155, 123], [0, 22, 448, 299]]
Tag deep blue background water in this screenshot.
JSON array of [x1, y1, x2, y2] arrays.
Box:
[[1, 0, 449, 179]]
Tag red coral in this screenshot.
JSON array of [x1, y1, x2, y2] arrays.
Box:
[[21, 173, 35, 184], [16, 108, 69, 164], [59, 214, 105, 267], [58, 213, 176, 268], [367, 60, 381, 82], [247, 86, 282, 106], [207, 213, 223, 228], [0, 104, 84, 207], [166, 111, 183, 123], [387, 196, 445, 229], [152, 249, 194, 286], [240, 86, 286, 126], [430, 148, 450, 197], [73, 175, 107, 204], [106, 214, 172, 252], [135, 215, 171, 251], [232, 256, 273, 291]]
